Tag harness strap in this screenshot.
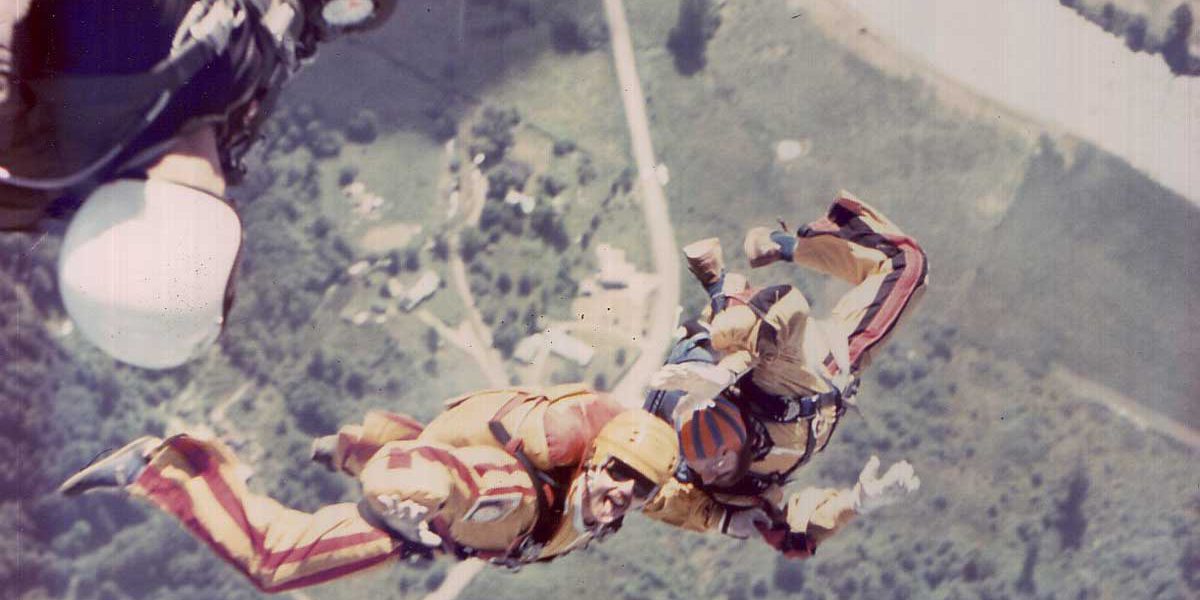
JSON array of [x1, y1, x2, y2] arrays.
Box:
[[736, 375, 842, 423], [486, 397, 568, 566]]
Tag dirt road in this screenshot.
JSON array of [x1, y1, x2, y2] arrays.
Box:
[[603, 0, 681, 407]]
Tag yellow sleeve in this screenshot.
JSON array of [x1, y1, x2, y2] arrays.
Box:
[[359, 442, 463, 517], [708, 305, 760, 375], [784, 487, 859, 550], [333, 410, 426, 476], [642, 478, 728, 533]]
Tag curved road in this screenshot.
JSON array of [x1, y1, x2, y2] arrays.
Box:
[[603, 0, 681, 407]]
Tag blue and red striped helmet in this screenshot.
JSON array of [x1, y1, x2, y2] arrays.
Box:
[[677, 396, 748, 465]]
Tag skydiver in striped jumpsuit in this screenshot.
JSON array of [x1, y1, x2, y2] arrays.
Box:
[[643, 191, 928, 558]]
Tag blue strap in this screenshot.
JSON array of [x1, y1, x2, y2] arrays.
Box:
[[769, 230, 797, 262]]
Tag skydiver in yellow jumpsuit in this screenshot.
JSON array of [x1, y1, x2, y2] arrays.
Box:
[[59, 384, 677, 592], [643, 191, 927, 557]]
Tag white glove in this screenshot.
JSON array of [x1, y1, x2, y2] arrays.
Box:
[[721, 507, 771, 540], [649, 363, 736, 422], [375, 496, 443, 547], [852, 456, 920, 515], [188, 0, 244, 53]]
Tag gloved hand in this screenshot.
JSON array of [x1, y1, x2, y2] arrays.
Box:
[[649, 362, 737, 422], [186, 0, 244, 54], [851, 456, 920, 515], [721, 507, 772, 540], [310, 435, 339, 472], [374, 496, 443, 547], [744, 227, 798, 268]]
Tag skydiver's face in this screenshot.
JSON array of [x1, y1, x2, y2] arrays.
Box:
[[581, 460, 656, 526], [582, 466, 636, 526], [688, 447, 742, 487]]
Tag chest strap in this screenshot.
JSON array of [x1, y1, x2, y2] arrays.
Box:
[[486, 397, 570, 567]]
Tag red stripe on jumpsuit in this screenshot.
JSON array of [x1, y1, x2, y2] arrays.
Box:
[[388, 446, 480, 497], [804, 197, 927, 373], [259, 552, 394, 593], [473, 462, 524, 476], [380, 411, 425, 431], [174, 438, 265, 553], [134, 465, 251, 579], [141, 438, 395, 592], [846, 235, 924, 366], [260, 530, 392, 572]]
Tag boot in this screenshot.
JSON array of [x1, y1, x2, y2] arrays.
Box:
[[58, 436, 159, 496], [683, 238, 725, 288]]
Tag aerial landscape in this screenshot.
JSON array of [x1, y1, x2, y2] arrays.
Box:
[[1, 1, 1196, 599]]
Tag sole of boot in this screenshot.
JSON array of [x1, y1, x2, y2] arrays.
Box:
[[58, 435, 159, 496]]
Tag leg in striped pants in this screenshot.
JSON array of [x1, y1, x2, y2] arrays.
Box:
[[130, 435, 402, 593], [791, 191, 929, 375]]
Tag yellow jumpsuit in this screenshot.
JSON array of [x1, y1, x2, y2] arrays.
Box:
[[644, 192, 928, 557], [129, 385, 624, 592]]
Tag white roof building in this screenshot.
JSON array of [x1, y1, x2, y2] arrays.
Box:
[[400, 270, 441, 311], [546, 330, 594, 367]]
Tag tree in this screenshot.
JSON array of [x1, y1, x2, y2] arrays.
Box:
[[553, 138, 576, 156], [425, 327, 440, 353], [403, 243, 421, 271], [486, 160, 533, 200], [576, 155, 597, 185], [541, 174, 567, 197], [309, 129, 343, 159], [773, 555, 808, 592], [549, 11, 608, 53], [479, 201, 505, 231], [432, 233, 450, 261], [522, 304, 541, 334], [469, 105, 521, 162], [459, 228, 486, 262], [345, 108, 380, 143], [530, 203, 569, 251], [611, 166, 636, 195], [496, 273, 513, 295], [667, 0, 721, 76], [518, 272, 535, 296], [493, 324, 521, 359], [288, 380, 341, 435], [1163, 4, 1199, 75]]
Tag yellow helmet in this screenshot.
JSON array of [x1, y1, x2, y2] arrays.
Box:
[[588, 410, 679, 499]]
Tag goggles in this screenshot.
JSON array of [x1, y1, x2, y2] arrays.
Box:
[[603, 458, 660, 502]]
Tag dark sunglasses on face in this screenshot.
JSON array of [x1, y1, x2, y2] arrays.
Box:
[[603, 458, 658, 500]]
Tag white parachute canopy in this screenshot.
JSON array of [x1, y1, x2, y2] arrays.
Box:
[[58, 178, 241, 369]]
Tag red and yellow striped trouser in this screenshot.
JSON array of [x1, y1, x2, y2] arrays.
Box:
[[798, 192, 929, 375], [130, 435, 401, 593]]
